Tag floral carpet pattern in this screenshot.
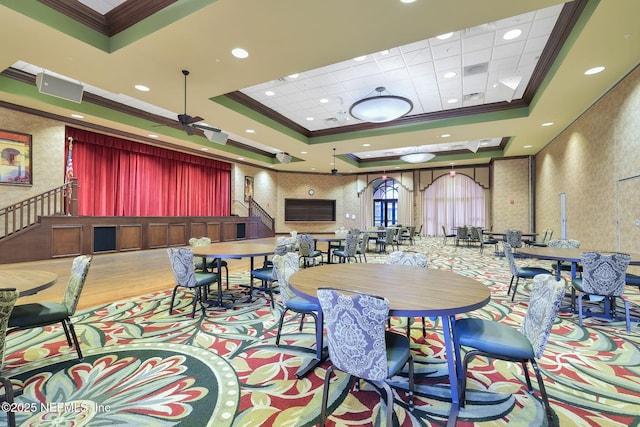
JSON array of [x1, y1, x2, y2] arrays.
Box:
[[3, 238, 640, 426]]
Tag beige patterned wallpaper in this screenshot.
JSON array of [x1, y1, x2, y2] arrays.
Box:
[[536, 65, 640, 254], [491, 157, 532, 232]]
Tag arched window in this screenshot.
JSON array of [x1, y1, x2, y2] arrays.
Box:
[[372, 178, 399, 226]]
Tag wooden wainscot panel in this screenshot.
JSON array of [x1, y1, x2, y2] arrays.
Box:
[[168, 222, 187, 246], [222, 221, 237, 241], [191, 222, 206, 238], [148, 223, 169, 248], [51, 225, 82, 258], [206, 222, 221, 242], [247, 221, 259, 239], [120, 224, 142, 251]]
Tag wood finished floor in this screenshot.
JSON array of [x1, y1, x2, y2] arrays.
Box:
[[0, 249, 251, 311]]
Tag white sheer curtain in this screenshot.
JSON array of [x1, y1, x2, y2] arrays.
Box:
[[397, 184, 413, 226], [423, 174, 487, 236]]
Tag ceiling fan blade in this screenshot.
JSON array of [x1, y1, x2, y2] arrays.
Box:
[[184, 124, 195, 136], [192, 123, 221, 133], [186, 115, 204, 124]]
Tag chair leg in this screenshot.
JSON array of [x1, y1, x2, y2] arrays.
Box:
[[275, 308, 290, 346], [511, 277, 521, 302], [64, 319, 83, 360], [0, 376, 16, 427], [531, 359, 556, 427], [224, 264, 229, 290], [421, 317, 427, 337], [381, 381, 395, 427], [169, 285, 179, 315], [61, 318, 73, 347], [320, 365, 336, 426], [623, 298, 631, 333], [507, 276, 515, 296], [578, 295, 584, 327]]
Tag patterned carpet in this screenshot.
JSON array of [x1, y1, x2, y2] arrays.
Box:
[[3, 238, 640, 426]]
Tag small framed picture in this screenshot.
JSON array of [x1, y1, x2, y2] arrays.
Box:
[[0, 129, 32, 186], [244, 176, 254, 202]]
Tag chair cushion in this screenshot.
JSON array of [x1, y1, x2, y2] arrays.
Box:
[[9, 302, 69, 328], [455, 318, 534, 360], [384, 331, 411, 376], [287, 295, 320, 312], [194, 272, 217, 286], [625, 274, 640, 287], [252, 268, 273, 281], [517, 267, 550, 278]]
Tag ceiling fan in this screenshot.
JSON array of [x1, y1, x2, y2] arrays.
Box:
[[165, 70, 227, 143], [330, 148, 341, 175]]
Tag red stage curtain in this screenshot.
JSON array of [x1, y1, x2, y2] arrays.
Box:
[[66, 127, 231, 216]]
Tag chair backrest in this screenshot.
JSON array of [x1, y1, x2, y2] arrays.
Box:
[[505, 228, 523, 248], [388, 251, 427, 267], [342, 233, 359, 256], [469, 226, 482, 241], [520, 274, 566, 358], [297, 234, 316, 257], [188, 237, 212, 247], [167, 248, 197, 289], [503, 242, 519, 276], [456, 226, 468, 239], [580, 252, 630, 296], [542, 229, 553, 243], [272, 249, 300, 304], [0, 288, 19, 369], [357, 232, 370, 253], [548, 239, 580, 248], [441, 225, 447, 236], [317, 288, 390, 381], [277, 235, 298, 252], [384, 228, 395, 244], [62, 255, 93, 315]]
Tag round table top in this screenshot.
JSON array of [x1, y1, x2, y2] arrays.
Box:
[[518, 246, 640, 265], [289, 263, 490, 317], [313, 234, 349, 242], [191, 241, 276, 258], [0, 269, 58, 297]]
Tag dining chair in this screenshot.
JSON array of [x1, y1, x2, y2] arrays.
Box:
[[251, 257, 276, 308], [454, 274, 565, 427], [189, 237, 229, 290], [571, 252, 632, 332], [0, 288, 20, 427], [297, 233, 323, 267], [479, 227, 499, 255], [455, 226, 469, 246], [376, 228, 395, 253], [388, 251, 429, 338], [167, 248, 217, 318], [525, 229, 553, 247], [547, 239, 581, 275], [504, 242, 551, 301], [332, 233, 358, 263], [317, 287, 414, 427], [468, 226, 482, 248], [272, 247, 323, 360], [441, 225, 456, 245], [8, 255, 92, 360], [413, 224, 423, 240], [355, 231, 369, 263], [505, 228, 523, 252]]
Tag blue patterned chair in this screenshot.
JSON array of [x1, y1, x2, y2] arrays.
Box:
[[297, 234, 323, 267], [189, 237, 229, 290], [388, 250, 429, 338], [504, 242, 551, 301], [317, 288, 414, 427], [505, 228, 523, 253], [166, 248, 217, 318], [0, 288, 20, 427], [272, 247, 324, 360], [8, 255, 92, 360], [454, 274, 566, 427], [355, 231, 370, 263], [332, 233, 358, 263], [376, 228, 396, 253], [547, 238, 581, 275], [572, 252, 632, 332]]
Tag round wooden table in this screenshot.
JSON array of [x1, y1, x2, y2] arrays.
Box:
[[192, 241, 276, 306], [0, 270, 58, 297], [289, 263, 490, 424]]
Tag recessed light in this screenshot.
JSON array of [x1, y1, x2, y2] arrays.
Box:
[[363, 143, 371, 147], [311, 167, 316, 171], [400, 0, 416, 3], [231, 48, 249, 59], [480, 142, 489, 146], [265, 90, 275, 96], [353, 55, 367, 61], [584, 66, 605, 75], [443, 71, 457, 79], [306, 117, 314, 121], [542, 122, 554, 127], [246, 129, 255, 133], [148, 134, 158, 138], [380, 50, 390, 55], [301, 151, 307, 154], [441, 134, 451, 138], [201, 147, 209, 151], [319, 98, 329, 103], [237, 157, 244, 161], [71, 114, 84, 119], [447, 98, 458, 104], [437, 32, 454, 40], [134, 84, 150, 92], [288, 73, 299, 79], [503, 29, 522, 40], [523, 145, 532, 148]]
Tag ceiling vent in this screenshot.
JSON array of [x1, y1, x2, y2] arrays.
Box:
[[463, 92, 484, 102], [463, 62, 489, 76]]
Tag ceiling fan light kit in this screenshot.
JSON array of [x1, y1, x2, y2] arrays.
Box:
[[349, 86, 413, 123]]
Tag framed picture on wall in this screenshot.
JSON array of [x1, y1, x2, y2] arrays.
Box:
[[0, 129, 32, 186], [244, 176, 254, 202]]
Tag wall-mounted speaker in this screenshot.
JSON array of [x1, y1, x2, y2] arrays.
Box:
[[275, 152, 291, 164], [36, 72, 84, 103], [203, 129, 229, 145]]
